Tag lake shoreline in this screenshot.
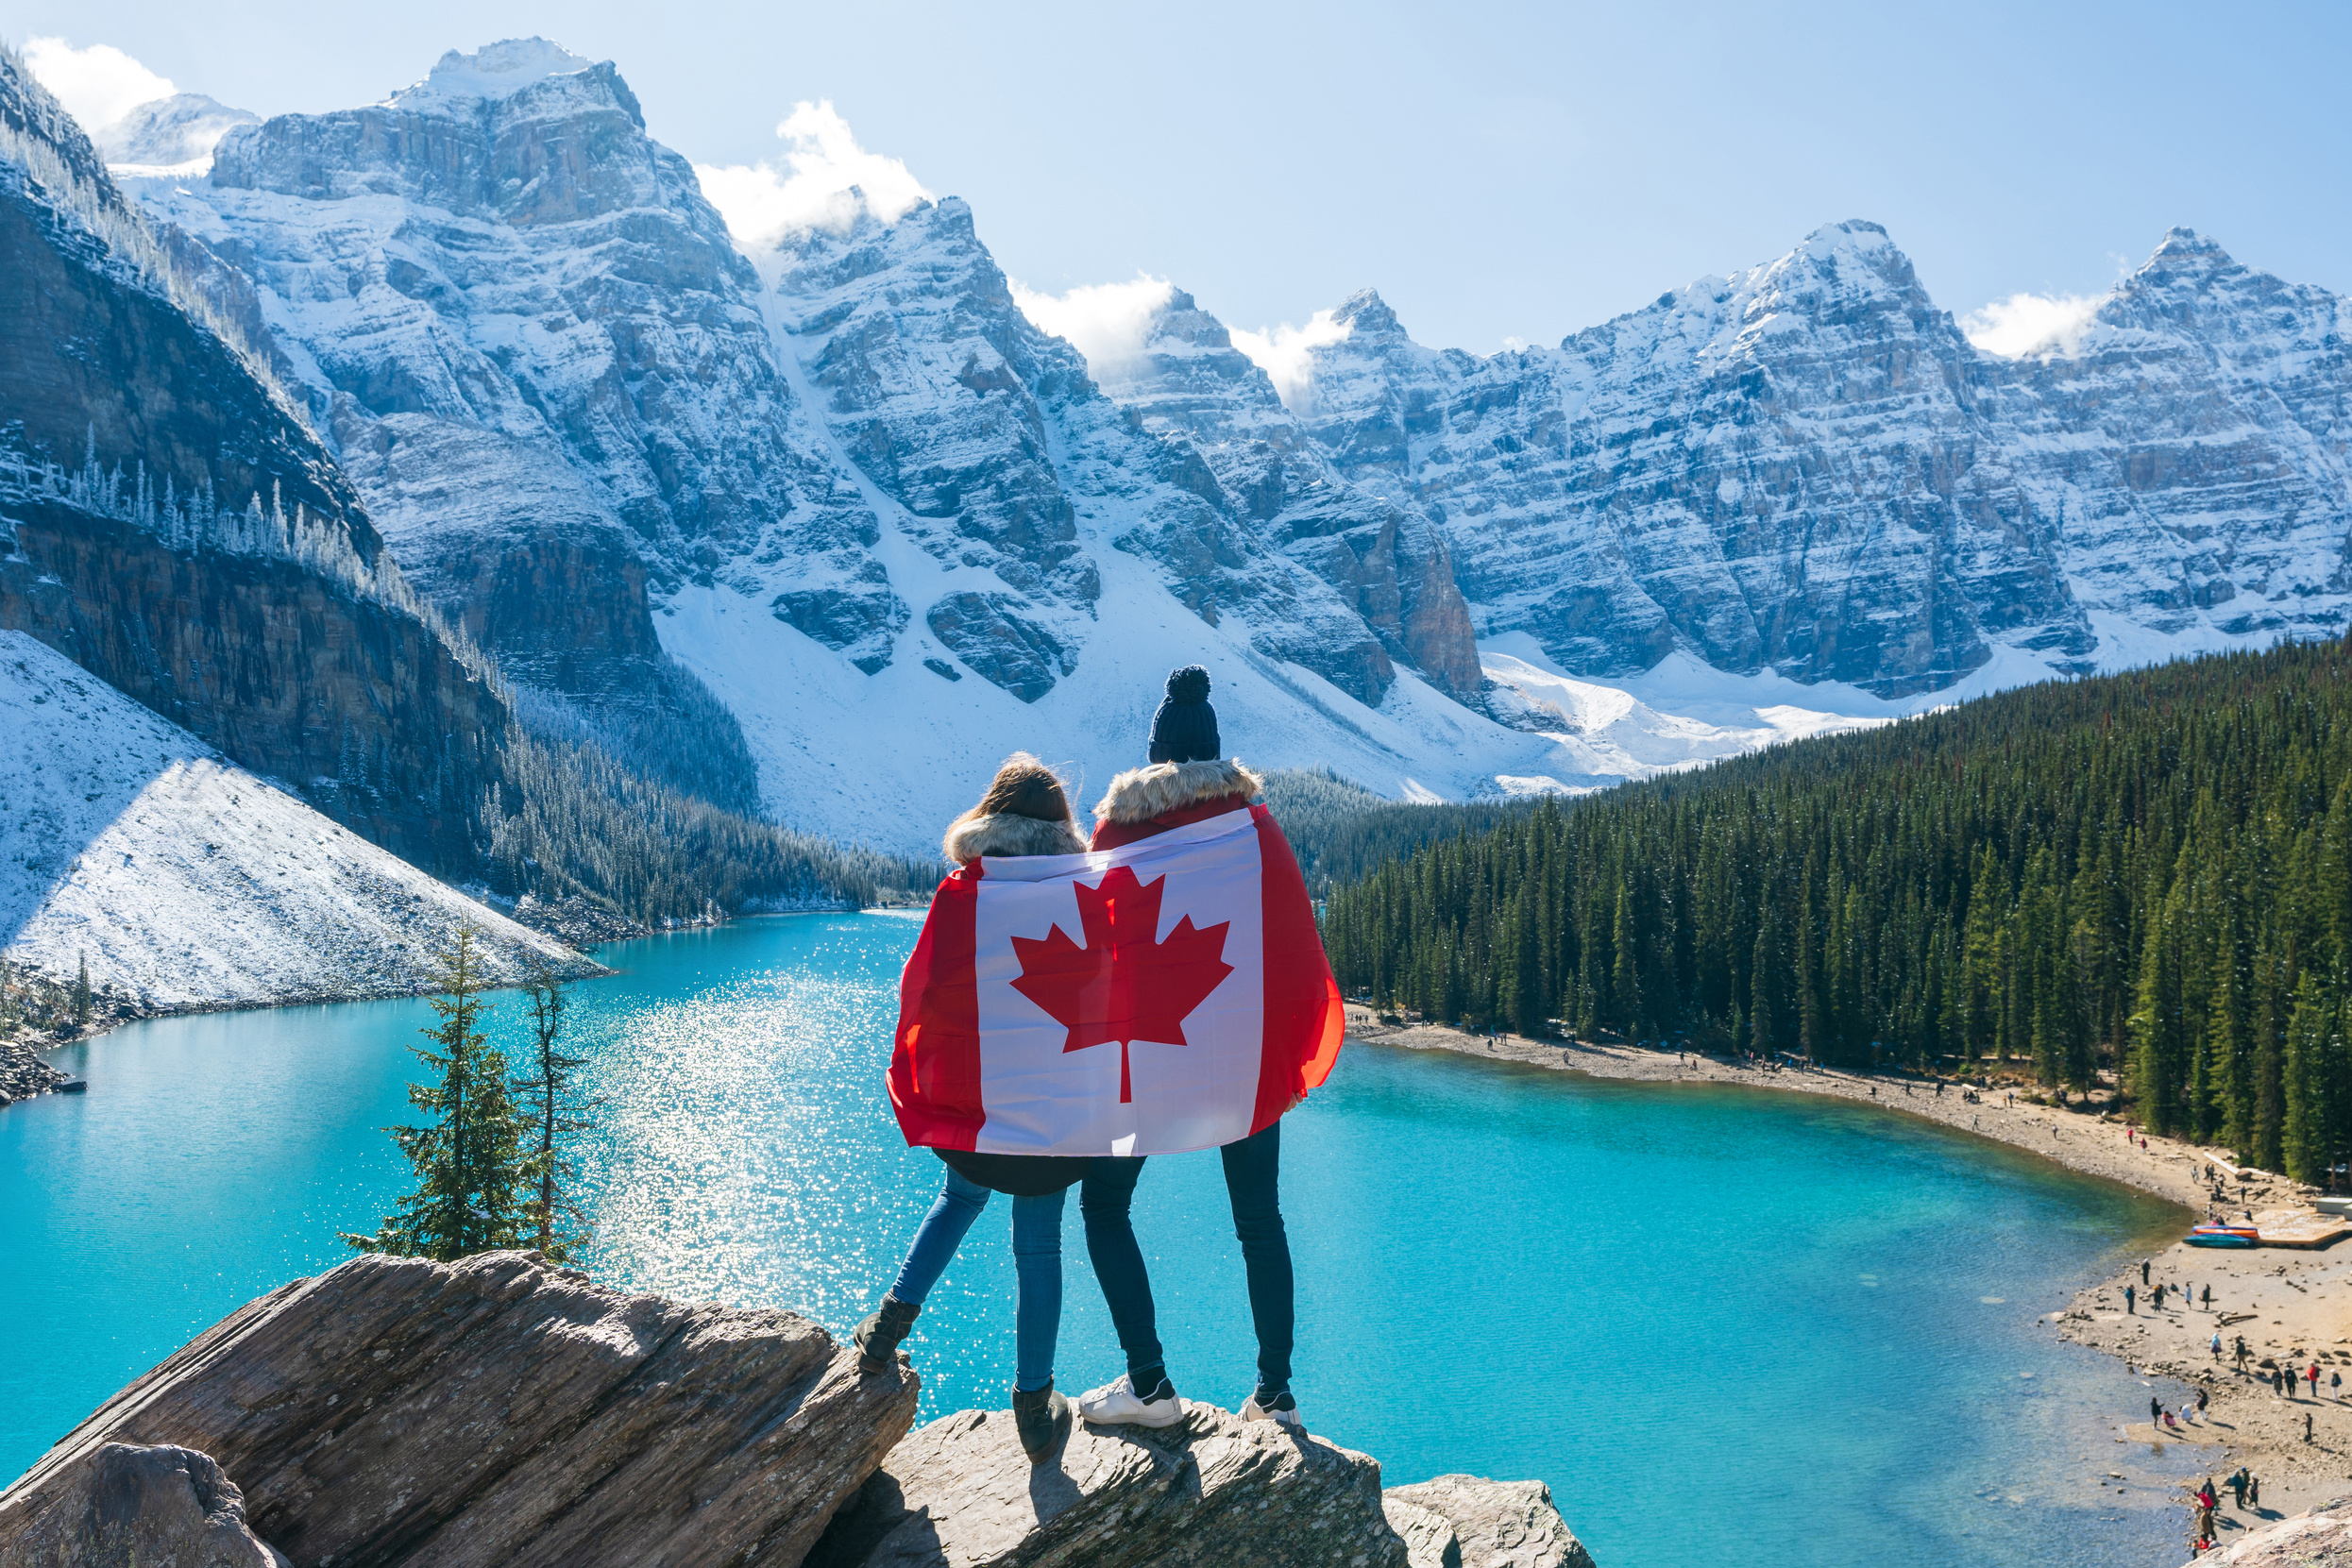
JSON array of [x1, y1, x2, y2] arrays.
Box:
[[1343, 1008, 2351, 1560]]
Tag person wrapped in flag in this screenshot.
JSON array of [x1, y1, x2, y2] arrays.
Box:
[[884, 665, 1344, 1440]]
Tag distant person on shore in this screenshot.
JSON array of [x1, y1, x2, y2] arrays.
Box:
[[2311, 1363, 2323, 1396], [854, 753, 1095, 1461], [2203, 1284, 2212, 1310], [2198, 1389, 2210, 1418], [2150, 1395, 2163, 1425], [2125, 1284, 2137, 1314], [2332, 1370, 2342, 1399], [2210, 1331, 2222, 1360], [2230, 1469, 2248, 1509], [2142, 1260, 2152, 1286], [2250, 1475, 2260, 1508], [2154, 1283, 2167, 1311]]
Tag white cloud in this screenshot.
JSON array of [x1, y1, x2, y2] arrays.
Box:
[[1230, 311, 1352, 412], [1960, 291, 2107, 358], [24, 36, 175, 132], [693, 100, 930, 248], [1009, 275, 1175, 379]]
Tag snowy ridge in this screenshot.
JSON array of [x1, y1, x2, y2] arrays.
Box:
[[1280, 222, 2352, 696], [0, 632, 580, 1008]]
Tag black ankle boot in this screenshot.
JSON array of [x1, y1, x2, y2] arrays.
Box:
[[1011, 1380, 1072, 1462], [855, 1294, 920, 1374]]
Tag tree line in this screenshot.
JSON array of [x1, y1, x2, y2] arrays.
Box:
[[1320, 640, 2352, 1183]]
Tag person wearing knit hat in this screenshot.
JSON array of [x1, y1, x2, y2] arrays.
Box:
[[1148, 666, 1220, 765], [1074, 664, 1315, 1434]]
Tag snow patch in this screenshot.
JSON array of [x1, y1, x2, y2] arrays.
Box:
[[0, 632, 579, 1009]]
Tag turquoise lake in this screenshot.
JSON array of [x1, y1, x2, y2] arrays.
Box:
[[2, 914, 2202, 1566]]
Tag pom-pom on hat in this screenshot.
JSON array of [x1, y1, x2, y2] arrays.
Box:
[[1148, 665, 1221, 764]]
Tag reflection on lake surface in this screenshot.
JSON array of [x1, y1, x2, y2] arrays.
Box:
[[2, 914, 2199, 1567]]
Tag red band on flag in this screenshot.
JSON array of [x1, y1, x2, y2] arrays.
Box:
[[1250, 804, 1344, 1134], [888, 863, 985, 1150]]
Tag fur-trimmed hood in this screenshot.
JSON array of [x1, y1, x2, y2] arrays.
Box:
[[1093, 758, 1263, 827], [943, 812, 1089, 865]]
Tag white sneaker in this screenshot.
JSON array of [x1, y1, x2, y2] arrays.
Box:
[[1077, 1373, 1187, 1428], [1241, 1390, 1304, 1431]]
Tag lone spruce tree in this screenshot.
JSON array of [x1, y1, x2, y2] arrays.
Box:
[[515, 953, 597, 1262], [343, 925, 529, 1259]]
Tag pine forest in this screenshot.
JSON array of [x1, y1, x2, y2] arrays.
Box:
[[1319, 640, 2352, 1183]]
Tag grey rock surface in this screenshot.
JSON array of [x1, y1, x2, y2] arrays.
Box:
[[0, 1249, 920, 1568], [0, 1442, 286, 1567], [1383, 1474, 1594, 1568], [808, 1403, 1410, 1568]]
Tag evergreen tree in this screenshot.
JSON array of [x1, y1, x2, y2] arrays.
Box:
[[71, 953, 92, 1030], [343, 926, 530, 1260], [515, 953, 597, 1262]]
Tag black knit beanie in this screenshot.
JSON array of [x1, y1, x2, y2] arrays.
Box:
[[1148, 666, 1221, 764]]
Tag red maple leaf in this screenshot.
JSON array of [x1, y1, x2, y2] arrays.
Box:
[[1009, 865, 1235, 1104]]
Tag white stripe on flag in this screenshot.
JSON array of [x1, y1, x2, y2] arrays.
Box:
[[971, 809, 1265, 1155]]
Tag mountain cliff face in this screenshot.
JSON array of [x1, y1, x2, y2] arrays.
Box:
[[1278, 222, 2350, 695], [0, 46, 508, 870], [130, 41, 1481, 815], [764, 197, 1474, 705], [131, 41, 870, 801], [1080, 287, 1480, 696]]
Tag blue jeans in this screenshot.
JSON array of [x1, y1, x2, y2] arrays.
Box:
[[888, 1167, 1065, 1391], [1081, 1119, 1294, 1391]]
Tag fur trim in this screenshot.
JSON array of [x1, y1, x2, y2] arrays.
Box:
[[943, 812, 1089, 864], [1093, 758, 1264, 826]]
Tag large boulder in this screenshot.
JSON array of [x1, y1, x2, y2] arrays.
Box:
[[0, 1250, 919, 1568], [808, 1403, 1408, 1568], [0, 1442, 285, 1567], [1382, 1474, 1594, 1568]]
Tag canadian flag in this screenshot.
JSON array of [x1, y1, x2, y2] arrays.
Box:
[[889, 806, 1345, 1156]]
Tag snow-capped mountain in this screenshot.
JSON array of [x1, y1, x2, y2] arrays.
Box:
[[1278, 221, 2350, 695], [77, 38, 2352, 857], [115, 42, 1518, 847], [127, 39, 878, 802]]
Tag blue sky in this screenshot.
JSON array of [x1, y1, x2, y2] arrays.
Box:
[[18, 0, 2351, 351]]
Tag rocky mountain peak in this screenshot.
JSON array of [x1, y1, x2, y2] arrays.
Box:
[[210, 42, 663, 225], [91, 93, 258, 174], [1330, 286, 1397, 337], [388, 38, 606, 111]]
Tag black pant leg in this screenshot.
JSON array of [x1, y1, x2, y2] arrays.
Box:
[[1080, 1155, 1164, 1378], [1220, 1121, 1294, 1392]]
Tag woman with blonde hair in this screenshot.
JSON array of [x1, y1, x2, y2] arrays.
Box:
[[855, 753, 1089, 1462]]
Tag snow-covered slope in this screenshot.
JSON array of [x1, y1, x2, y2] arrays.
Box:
[[0, 632, 580, 1008]]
